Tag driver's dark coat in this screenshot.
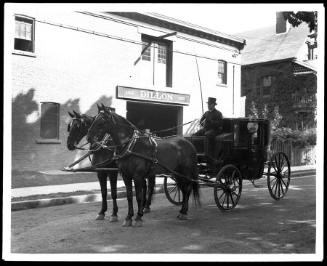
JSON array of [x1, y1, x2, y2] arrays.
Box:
[[200, 108, 223, 131]]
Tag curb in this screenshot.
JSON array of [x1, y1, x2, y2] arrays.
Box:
[[11, 168, 315, 211], [12, 185, 165, 211]]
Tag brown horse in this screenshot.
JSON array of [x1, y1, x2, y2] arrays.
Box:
[[67, 110, 155, 222], [86, 104, 200, 227]]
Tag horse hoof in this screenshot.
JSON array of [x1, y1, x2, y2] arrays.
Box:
[[143, 207, 151, 214], [122, 219, 133, 227], [109, 216, 118, 223], [177, 214, 188, 220], [134, 220, 143, 227], [96, 214, 105, 220]]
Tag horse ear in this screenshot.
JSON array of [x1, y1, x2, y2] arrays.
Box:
[[97, 103, 101, 112], [73, 110, 81, 118], [68, 111, 74, 118], [101, 103, 106, 110]]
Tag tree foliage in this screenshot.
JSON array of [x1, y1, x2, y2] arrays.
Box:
[[282, 11, 317, 32]]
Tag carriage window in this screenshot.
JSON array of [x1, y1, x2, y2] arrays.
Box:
[[14, 15, 35, 53], [247, 122, 259, 145], [40, 102, 60, 139], [217, 60, 227, 85]]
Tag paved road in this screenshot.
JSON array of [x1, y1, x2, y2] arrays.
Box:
[[10, 172, 317, 258]]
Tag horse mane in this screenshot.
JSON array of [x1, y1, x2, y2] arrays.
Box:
[[81, 113, 94, 123], [110, 112, 138, 131]]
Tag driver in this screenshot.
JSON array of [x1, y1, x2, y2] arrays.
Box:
[[193, 97, 223, 160]]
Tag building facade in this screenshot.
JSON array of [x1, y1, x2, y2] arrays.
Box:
[[240, 12, 317, 130], [9, 9, 245, 172]]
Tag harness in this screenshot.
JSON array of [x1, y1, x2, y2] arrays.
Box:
[[106, 130, 194, 181], [87, 110, 196, 182]]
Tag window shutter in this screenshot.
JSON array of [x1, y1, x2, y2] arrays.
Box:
[[40, 103, 59, 139]]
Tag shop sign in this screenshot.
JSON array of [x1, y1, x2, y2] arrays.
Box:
[[116, 86, 190, 105]]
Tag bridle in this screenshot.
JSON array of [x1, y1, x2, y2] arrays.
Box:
[[67, 116, 94, 150], [88, 110, 157, 161]]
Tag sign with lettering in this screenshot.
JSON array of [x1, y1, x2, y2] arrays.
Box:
[[116, 86, 190, 105]]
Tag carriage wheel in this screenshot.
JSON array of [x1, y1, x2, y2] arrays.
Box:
[[163, 176, 183, 206], [214, 164, 242, 211], [267, 152, 291, 200]]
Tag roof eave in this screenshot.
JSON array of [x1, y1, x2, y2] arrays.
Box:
[[242, 57, 296, 67], [107, 12, 246, 49]]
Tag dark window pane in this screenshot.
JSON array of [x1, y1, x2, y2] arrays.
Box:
[[218, 60, 227, 84], [40, 103, 59, 139]]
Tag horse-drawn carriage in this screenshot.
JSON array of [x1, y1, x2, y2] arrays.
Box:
[[64, 106, 291, 226], [163, 117, 291, 211]]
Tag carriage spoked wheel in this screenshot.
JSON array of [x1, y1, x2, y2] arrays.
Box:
[[214, 164, 242, 211], [267, 152, 291, 200], [163, 176, 183, 206]]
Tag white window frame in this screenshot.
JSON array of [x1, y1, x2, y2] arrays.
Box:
[[13, 14, 36, 57]]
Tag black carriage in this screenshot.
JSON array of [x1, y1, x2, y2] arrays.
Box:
[[164, 118, 291, 211]]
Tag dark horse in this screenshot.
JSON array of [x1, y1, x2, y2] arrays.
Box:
[[66, 110, 156, 222], [87, 105, 200, 227]]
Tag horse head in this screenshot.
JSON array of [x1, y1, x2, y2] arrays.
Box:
[[87, 103, 135, 146], [67, 110, 93, 150]]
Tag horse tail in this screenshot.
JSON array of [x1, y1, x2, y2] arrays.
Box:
[[191, 161, 201, 207]]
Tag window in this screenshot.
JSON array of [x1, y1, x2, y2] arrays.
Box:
[[40, 102, 60, 139], [157, 43, 167, 64], [140, 34, 173, 87], [261, 75, 275, 96], [14, 15, 35, 53], [217, 60, 227, 85]]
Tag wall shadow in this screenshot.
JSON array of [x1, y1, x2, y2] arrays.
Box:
[[11, 90, 116, 174]]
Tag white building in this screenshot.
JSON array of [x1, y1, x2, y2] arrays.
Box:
[[8, 8, 246, 171]]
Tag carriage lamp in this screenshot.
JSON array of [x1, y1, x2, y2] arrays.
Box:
[[247, 122, 258, 134], [247, 122, 258, 146]]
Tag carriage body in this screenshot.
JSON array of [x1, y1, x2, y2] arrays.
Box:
[[185, 118, 271, 179], [164, 117, 291, 210]]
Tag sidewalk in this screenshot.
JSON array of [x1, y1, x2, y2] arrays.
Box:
[[11, 165, 316, 211]]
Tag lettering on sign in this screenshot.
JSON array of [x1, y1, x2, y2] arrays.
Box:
[[116, 86, 190, 105]]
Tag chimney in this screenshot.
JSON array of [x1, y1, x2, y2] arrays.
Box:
[[276, 12, 289, 34]]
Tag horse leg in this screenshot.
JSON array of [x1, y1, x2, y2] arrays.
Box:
[[122, 176, 134, 227], [142, 178, 148, 212], [177, 182, 192, 220], [96, 172, 107, 220], [134, 177, 144, 227], [108, 171, 118, 222], [144, 174, 155, 213]]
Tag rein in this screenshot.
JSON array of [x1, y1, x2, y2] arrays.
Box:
[[150, 119, 197, 135]]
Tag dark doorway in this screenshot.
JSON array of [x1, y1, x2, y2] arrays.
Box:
[[126, 101, 182, 137]]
